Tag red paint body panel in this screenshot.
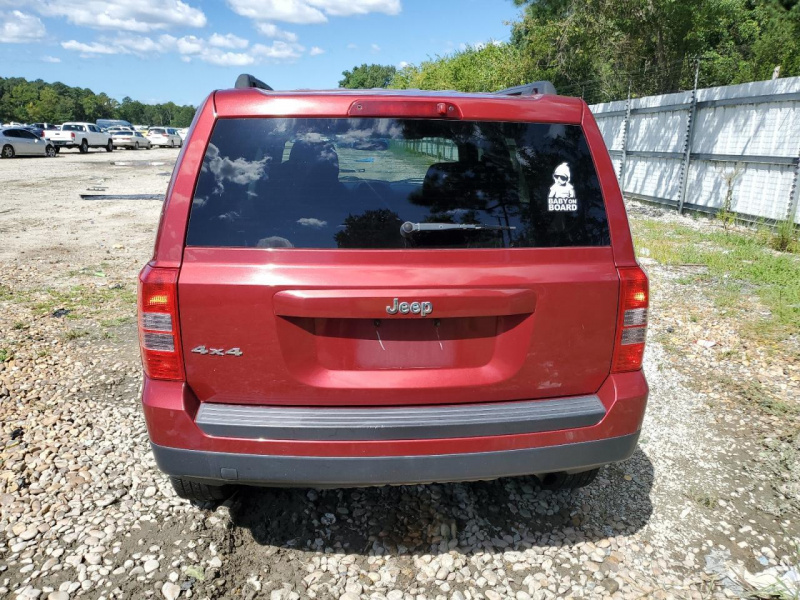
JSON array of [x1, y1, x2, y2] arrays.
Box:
[[177, 247, 618, 406]]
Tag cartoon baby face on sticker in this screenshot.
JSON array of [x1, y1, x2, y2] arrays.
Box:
[[548, 162, 578, 212]]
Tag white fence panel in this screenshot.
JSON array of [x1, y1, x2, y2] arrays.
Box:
[[590, 76, 800, 223]]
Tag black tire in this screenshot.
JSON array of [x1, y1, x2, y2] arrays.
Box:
[[45, 144, 56, 158], [79, 139, 89, 154], [170, 476, 232, 502], [2, 144, 15, 158], [106, 140, 113, 152], [134, 142, 139, 150], [170, 140, 175, 147], [538, 468, 599, 491], [54, 147, 60, 154]]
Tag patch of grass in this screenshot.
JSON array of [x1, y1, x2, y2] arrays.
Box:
[[716, 376, 799, 417], [12, 321, 27, 330], [0, 284, 12, 301], [0, 347, 13, 362], [687, 488, 719, 509], [63, 329, 90, 341], [100, 315, 134, 328], [632, 219, 800, 335], [36, 349, 50, 358], [34, 284, 136, 318]]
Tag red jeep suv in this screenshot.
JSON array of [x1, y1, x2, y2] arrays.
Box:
[[138, 75, 648, 502]]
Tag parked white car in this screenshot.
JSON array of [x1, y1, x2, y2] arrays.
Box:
[[112, 130, 152, 149], [147, 127, 182, 147], [50, 122, 113, 153], [0, 127, 57, 158], [177, 128, 188, 141]]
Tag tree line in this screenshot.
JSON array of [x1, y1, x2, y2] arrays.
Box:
[[340, 0, 800, 104], [0, 77, 196, 126]]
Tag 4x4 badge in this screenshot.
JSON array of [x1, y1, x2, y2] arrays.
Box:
[[386, 298, 433, 317], [191, 346, 243, 356]]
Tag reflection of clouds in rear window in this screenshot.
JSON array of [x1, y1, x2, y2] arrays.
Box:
[[297, 218, 327, 228], [204, 143, 269, 195]]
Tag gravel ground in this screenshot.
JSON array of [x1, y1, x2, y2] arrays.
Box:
[[1, 152, 798, 600]]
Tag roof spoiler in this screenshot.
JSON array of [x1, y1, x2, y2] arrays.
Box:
[[496, 81, 557, 96], [234, 73, 273, 91]]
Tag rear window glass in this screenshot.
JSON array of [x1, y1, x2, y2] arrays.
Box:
[[187, 118, 609, 249], [62, 124, 83, 131]]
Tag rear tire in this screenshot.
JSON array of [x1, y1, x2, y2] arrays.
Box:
[[45, 144, 56, 158], [79, 139, 88, 154], [2, 144, 15, 158], [106, 140, 113, 152], [170, 476, 233, 503], [538, 468, 599, 491], [134, 142, 139, 150]]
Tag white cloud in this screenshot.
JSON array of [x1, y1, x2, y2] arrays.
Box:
[[397, 60, 409, 69], [371, 43, 380, 53], [42, 55, 61, 63], [35, 0, 206, 32], [0, 10, 46, 43], [227, 0, 400, 24], [61, 30, 307, 66], [346, 43, 357, 50], [255, 22, 298, 43], [310, 0, 400, 17], [209, 33, 249, 49], [61, 39, 119, 54], [252, 40, 304, 60], [227, 0, 326, 24], [309, 46, 324, 56]]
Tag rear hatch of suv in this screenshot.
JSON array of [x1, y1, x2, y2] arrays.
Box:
[[177, 102, 619, 407]]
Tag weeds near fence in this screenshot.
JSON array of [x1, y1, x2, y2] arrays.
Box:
[[631, 219, 800, 342], [770, 219, 800, 253]]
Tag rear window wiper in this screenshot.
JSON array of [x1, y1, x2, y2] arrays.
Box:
[[400, 221, 516, 237]]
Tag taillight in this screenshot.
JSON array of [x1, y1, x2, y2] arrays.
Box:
[[138, 265, 184, 381], [70, 132, 75, 139], [611, 266, 649, 373]]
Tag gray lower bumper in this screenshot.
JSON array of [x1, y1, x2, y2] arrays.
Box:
[[151, 432, 639, 488]]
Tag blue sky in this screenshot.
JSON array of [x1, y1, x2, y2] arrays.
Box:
[[0, 0, 522, 106]]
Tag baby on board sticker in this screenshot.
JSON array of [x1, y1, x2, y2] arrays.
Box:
[[548, 162, 578, 211]]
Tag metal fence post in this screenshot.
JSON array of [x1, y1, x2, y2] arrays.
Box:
[[787, 146, 800, 226], [618, 83, 632, 186], [677, 60, 701, 214]]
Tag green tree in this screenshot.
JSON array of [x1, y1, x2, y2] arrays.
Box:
[[339, 64, 397, 88]]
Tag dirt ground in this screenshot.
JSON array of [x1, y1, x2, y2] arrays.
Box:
[[0, 150, 798, 600]]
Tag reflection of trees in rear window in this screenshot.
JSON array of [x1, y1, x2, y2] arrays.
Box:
[[186, 118, 609, 249], [62, 125, 83, 131]]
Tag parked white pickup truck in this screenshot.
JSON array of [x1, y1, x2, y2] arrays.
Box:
[[50, 122, 113, 153]]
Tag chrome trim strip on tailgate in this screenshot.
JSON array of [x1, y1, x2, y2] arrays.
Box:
[[195, 395, 606, 441]]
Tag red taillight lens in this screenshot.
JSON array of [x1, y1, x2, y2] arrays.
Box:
[[611, 266, 649, 373], [70, 132, 75, 139], [138, 265, 184, 381]]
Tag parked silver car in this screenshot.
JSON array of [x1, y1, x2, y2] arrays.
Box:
[[0, 127, 56, 158]]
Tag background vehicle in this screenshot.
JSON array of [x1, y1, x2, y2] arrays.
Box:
[[28, 123, 61, 141], [112, 130, 151, 149], [51, 122, 113, 153], [139, 75, 649, 503], [1, 127, 56, 158], [97, 118, 132, 130], [177, 128, 188, 141], [146, 127, 182, 147]]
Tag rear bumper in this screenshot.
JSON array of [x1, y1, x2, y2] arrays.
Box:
[[151, 432, 639, 487], [142, 371, 647, 486]]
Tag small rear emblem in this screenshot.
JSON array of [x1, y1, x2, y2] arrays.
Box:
[[386, 298, 433, 317], [191, 345, 243, 356]]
